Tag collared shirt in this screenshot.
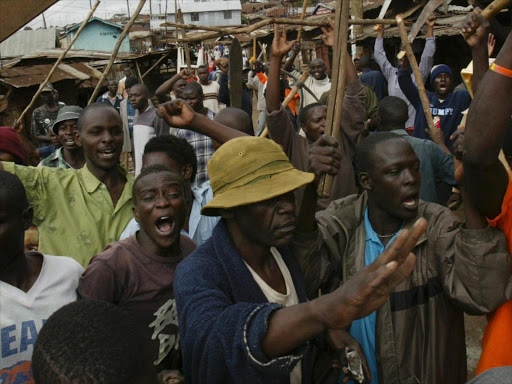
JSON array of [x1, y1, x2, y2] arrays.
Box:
[[345, 208, 401, 384], [3, 162, 134, 267], [96, 92, 123, 113], [189, 180, 220, 246], [176, 109, 215, 188], [37, 147, 72, 169], [391, 129, 455, 203]]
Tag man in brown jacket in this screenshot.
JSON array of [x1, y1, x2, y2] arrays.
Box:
[[266, 23, 366, 210], [294, 131, 512, 383]]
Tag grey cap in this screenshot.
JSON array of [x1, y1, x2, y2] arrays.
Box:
[[52, 105, 83, 134], [41, 83, 55, 93]]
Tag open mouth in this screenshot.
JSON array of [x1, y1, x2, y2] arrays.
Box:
[[98, 148, 116, 160], [402, 194, 419, 211], [64, 138, 75, 146], [155, 216, 175, 236]]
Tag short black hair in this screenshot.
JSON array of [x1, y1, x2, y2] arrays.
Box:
[[125, 76, 139, 89], [0, 170, 29, 213], [357, 132, 404, 173], [77, 103, 119, 132], [132, 164, 184, 204], [143, 135, 198, 183], [299, 102, 327, 126], [183, 81, 203, 97], [377, 96, 408, 131], [214, 107, 254, 136], [197, 65, 208, 71], [32, 299, 153, 384], [130, 83, 150, 96]]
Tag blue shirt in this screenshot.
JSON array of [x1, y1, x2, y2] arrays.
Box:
[[360, 69, 387, 101], [126, 99, 135, 137], [341, 208, 401, 384]]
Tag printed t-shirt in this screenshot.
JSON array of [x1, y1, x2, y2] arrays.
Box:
[[2, 162, 134, 268], [0, 254, 83, 382], [476, 171, 512, 374], [31, 105, 62, 147], [77, 235, 196, 372], [200, 81, 221, 113]]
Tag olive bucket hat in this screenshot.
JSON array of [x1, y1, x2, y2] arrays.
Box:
[[201, 136, 315, 216]]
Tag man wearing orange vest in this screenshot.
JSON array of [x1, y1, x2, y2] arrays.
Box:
[[461, 10, 512, 375]]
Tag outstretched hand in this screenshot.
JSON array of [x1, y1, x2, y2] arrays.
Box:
[[315, 218, 426, 330], [272, 24, 297, 58], [158, 100, 196, 128], [462, 7, 490, 48], [320, 18, 335, 47]]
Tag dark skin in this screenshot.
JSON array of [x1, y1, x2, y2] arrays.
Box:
[[212, 108, 253, 150], [432, 73, 453, 99], [56, 119, 85, 169], [0, 192, 42, 293], [129, 84, 150, 113], [196, 67, 211, 86], [182, 88, 207, 115], [155, 69, 192, 103], [73, 107, 126, 206], [107, 80, 118, 98], [463, 20, 512, 219], [36, 90, 59, 144], [302, 106, 327, 142], [133, 171, 186, 258]]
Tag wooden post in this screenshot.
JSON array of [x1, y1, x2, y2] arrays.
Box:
[[141, 52, 170, 79], [351, 0, 363, 57], [317, 0, 350, 198], [17, 0, 100, 125], [88, 0, 147, 105], [178, 9, 192, 70], [462, 0, 512, 39], [296, 0, 309, 43], [260, 71, 310, 138], [396, 16, 435, 135], [135, 60, 144, 84]]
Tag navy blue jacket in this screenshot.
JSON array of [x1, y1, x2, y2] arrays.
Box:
[[397, 67, 471, 153], [174, 220, 313, 384], [359, 68, 387, 101]]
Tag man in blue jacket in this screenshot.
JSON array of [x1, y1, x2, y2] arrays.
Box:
[[160, 96, 426, 384]]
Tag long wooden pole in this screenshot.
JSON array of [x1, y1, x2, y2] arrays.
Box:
[[396, 16, 436, 136], [166, 17, 398, 43], [135, 60, 144, 84], [177, 9, 191, 70], [17, 1, 100, 125], [141, 51, 170, 78], [296, 0, 309, 42], [88, 0, 147, 105], [318, 0, 350, 198]]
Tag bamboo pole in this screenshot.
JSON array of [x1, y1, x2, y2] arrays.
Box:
[[396, 16, 436, 136], [317, 0, 350, 198], [88, 0, 147, 105], [296, 0, 309, 42], [141, 52, 170, 79], [178, 9, 192, 70], [260, 71, 310, 138], [462, 0, 511, 39], [164, 17, 399, 43], [17, 1, 100, 125]]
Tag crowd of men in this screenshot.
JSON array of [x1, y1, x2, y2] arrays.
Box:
[[1, 8, 512, 384]]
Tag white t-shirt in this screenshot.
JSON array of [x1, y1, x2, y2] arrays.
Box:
[[0, 254, 83, 373], [244, 247, 302, 384], [200, 81, 222, 114]]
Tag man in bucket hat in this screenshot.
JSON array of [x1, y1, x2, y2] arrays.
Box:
[[38, 106, 85, 169], [163, 100, 427, 383]]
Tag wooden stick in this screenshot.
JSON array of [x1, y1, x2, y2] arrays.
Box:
[[396, 16, 436, 136], [260, 71, 310, 138], [178, 9, 192, 70], [88, 0, 147, 104], [17, 1, 100, 124], [317, 0, 350, 198], [462, 0, 511, 39], [166, 17, 399, 43], [135, 60, 144, 84], [141, 52, 170, 79], [296, 0, 309, 42], [258, 41, 268, 63]]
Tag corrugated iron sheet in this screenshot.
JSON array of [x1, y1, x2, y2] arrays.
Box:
[[0, 62, 102, 88]]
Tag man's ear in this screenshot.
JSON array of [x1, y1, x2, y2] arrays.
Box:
[[74, 130, 82, 147], [22, 207, 34, 231], [181, 164, 193, 180], [359, 172, 372, 191], [133, 204, 140, 224]]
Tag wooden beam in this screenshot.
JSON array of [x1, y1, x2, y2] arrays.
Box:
[[88, 0, 147, 105], [141, 52, 171, 79], [296, 0, 309, 42], [16, 1, 100, 125]]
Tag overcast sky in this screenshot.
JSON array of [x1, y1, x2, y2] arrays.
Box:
[[25, 0, 178, 29]]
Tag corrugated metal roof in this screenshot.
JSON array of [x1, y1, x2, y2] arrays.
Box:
[[0, 62, 102, 88], [66, 17, 123, 33], [171, 1, 241, 13], [0, 28, 57, 59]]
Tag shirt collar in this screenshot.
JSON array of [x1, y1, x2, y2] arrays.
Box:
[[390, 129, 409, 137], [364, 207, 383, 245], [79, 164, 128, 194]]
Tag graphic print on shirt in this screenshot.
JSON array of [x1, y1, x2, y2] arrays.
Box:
[[149, 298, 179, 365], [430, 106, 454, 116], [0, 360, 33, 384]]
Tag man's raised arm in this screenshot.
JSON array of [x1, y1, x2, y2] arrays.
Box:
[[463, 29, 512, 218]]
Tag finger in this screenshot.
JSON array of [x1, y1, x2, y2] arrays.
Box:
[[320, 34, 329, 46], [282, 25, 287, 39], [274, 23, 278, 38], [328, 17, 335, 29], [317, 134, 340, 149], [386, 252, 417, 289]]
